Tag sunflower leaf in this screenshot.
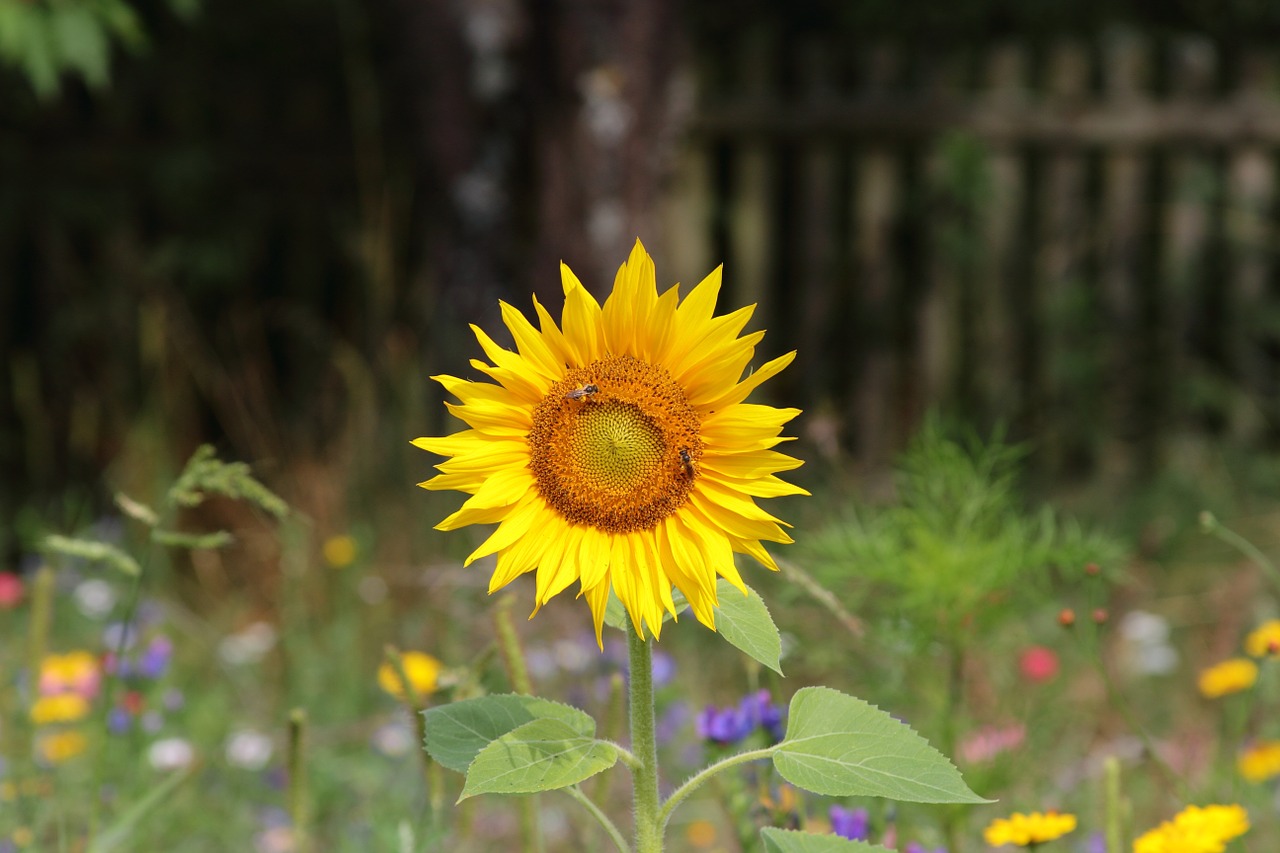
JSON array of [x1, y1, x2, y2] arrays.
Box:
[[603, 588, 689, 632], [773, 687, 989, 803], [424, 694, 595, 774], [761, 828, 896, 853], [713, 579, 783, 675], [459, 718, 618, 799]]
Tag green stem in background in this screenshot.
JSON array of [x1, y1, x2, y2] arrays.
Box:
[[563, 786, 629, 853], [25, 564, 55, 696], [628, 628, 663, 853], [288, 708, 311, 853], [1104, 756, 1126, 853], [1199, 511, 1280, 593], [657, 747, 777, 829], [941, 639, 966, 853], [384, 645, 443, 824], [1080, 604, 1186, 801], [494, 597, 543, 853]]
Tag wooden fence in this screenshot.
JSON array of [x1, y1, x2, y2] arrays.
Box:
[[662, 32, 1280, 477]]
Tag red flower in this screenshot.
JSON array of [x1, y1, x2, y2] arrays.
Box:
[[1019, 645, 1059, 683], [0, 573, 23, 609]]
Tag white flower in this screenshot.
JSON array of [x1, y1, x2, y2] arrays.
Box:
[[74, 579, 117, 619], [148, 737, 195, 771], [225, 730, 274, 770], [218, 622, 278, 666]]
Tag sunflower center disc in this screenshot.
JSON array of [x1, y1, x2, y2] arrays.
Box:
[[528, 354, 702, 534]]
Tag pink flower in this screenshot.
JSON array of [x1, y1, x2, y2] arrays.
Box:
[[0, 573, 22, 609], [1019, 646, 1059, 683]]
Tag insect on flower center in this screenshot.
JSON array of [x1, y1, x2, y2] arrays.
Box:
[[528, 354, 702, 534]]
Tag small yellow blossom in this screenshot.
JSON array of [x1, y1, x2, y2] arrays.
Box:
[[1244, 620, 1280, 657], [36, 731, 89, 764], [1133, 804, 1249, 853], [11, 827, 33, 848], [30, 694, 91, 725], [322, 535, 358, 569], [39, 651, 100, 697], [1197, 658, 1257, 699], [378, 651, 442, 700], [983, 811, 1077, 846], [1238, 741, 1280, 783]]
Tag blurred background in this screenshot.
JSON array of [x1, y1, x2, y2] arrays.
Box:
[[8, 1, 1280, 850], [11, 0, 1280, 547]]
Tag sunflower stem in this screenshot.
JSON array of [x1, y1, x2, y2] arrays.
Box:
[[628, 628, 663, 853]]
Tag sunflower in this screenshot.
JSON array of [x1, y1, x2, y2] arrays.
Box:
[[414, 239, 805, 644]]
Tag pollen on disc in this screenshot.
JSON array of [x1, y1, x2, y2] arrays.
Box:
[[528, 354, 702, 534]]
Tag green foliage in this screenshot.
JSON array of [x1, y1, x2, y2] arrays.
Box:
[[711, 579, 784, 676], [800, 418, 1125, 638], [772, 687, 988, 803], [42, 532, 141, 576], [761, 828, 895, 853], [459, 718, 619, 800], [0, 0, 144, 97], [423, 694, 597, 775], [167, 444, 288, 520]]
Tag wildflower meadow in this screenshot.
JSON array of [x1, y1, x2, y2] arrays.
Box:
[[8, 3, 1280, 851], [4, 241, 1279, 852]]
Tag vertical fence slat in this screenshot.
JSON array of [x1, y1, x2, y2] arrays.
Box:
[[727, 29, 776, 323], [1227, 49, 1276, 440], [1040, 40, 1093, 471], [1099, 32, 1150, 469], [848, 45, 903, 464], [974, 44, 1027, 431], [1163, 37, 1217, 440], [796, 38, 840, 408]]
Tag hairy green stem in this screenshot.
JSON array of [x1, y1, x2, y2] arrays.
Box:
[[628, 629, 662, 853], [563, 786, 629, 853], [657, 747, 777, 829]]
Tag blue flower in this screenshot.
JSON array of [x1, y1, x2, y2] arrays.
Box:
[[829, 805, 869, 841], [740, 690, 787, 742], [696, 704, 752, 744]]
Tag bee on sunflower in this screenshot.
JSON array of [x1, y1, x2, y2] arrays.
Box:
[[414, 239, 806, 645]]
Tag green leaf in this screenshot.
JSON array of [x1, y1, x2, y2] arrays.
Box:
[[424, 694, 595, 774], [773, 687, 988, 803], [761, 828, 896, 853], [43, 534, 140, 577], [603, 587, 688, 632], [460, 718, 618, 799], [50, 5, 109, 88], [713, 579, 783, 675]]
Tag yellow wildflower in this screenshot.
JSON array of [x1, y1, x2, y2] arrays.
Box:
[[1238, 741, 1280, 783], [685, 819, 718, 848], [1196, 658, 1257, 698], [1244, 619, 1280, 657], [38, 651, 100, 697], [36, 731, 89, 764], [1133, 804, 1249, 853], [322, 534, 358, 569], [378, 651, 442, 700], [983, 811, 1077, 846], [30, 694, 91, 725]]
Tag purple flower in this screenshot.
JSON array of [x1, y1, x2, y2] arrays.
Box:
[[137, 636, 174, 679], [830, 805, 869, 841], [696, 705, 752, 744], [107, 707, 132, 734], [651, 651, 676, 687], [740, 690, 787, 741]]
